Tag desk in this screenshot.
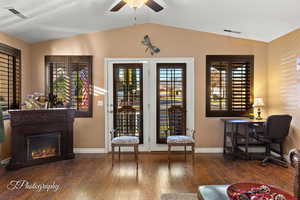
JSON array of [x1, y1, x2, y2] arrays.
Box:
[[222, 118, 266, 160]]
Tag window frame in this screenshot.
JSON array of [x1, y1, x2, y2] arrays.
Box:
[[206, 55, 254, 117], [45, 55, 93, 118], [0, 43, 21, 112]]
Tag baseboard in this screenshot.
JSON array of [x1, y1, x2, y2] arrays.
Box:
[[238, 147, 265, 153], [74, 148, 224, 154], [73, 148, 107, 154], [195, 148, 223, 153]]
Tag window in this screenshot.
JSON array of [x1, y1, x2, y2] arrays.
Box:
[[0, 43, 21, 111], [206, 55, 254, 117], [45, 56, 93, 117]]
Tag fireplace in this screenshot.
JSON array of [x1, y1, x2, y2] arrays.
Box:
[[27, 132, 61, 161], [7, 109, 75, 170]]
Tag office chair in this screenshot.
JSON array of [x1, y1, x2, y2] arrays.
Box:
[[251, 115, 292, 168]]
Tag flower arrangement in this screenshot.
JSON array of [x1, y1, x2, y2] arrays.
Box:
[[22, 93, 47, 110], [21, 92, 66, 110]]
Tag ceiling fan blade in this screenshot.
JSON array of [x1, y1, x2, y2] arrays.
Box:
[[110, 0, 126, 12], [145, 0, 164, 12]]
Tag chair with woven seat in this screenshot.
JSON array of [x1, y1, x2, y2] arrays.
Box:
[[111, 106, 140, 167], [111, 132, 139, 167], [165, 105, 195, 166]]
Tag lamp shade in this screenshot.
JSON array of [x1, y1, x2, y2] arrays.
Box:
[[253, 98, 264, 107]]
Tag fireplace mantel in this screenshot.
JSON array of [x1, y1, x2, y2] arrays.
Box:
[[7, 108, 75, 170]]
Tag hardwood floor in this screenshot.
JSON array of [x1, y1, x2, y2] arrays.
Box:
[[0, 153, 294, 200]]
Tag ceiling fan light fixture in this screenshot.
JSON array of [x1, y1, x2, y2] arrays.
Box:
[[124, 0, 148, 8]]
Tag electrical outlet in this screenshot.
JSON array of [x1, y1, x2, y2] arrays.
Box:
[[97, 101, 103, 107]]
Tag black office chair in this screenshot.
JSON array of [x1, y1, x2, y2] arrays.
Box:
[[251, 115, 292, 168]]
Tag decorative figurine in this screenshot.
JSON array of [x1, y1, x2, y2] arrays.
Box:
[[141, 35, 160, 55]]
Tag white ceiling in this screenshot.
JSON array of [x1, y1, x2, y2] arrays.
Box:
[[0, 0, 299, 43]]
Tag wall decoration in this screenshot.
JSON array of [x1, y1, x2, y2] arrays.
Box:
[[141, 35, 160, 56]]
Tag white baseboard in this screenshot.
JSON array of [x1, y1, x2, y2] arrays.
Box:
[[73, 148, 107, 154], [238, 147, 265, 153], [195, 148, 223, 153], [74, 148, 224, 154]]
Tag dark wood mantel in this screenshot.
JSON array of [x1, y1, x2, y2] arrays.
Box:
[[7, 108, 75, 170]]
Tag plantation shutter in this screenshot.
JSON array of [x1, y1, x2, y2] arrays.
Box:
[[209, 61, 228, 111], [46, 56, 92, 117], [0, 44, 21, 111], [15, 55, 21, 108], [69, 56, 91, 115], [206, 55, 254, 117], [231, 62, 252, 112], [48, 56, 71, 105]]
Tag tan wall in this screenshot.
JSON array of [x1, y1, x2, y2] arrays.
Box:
[[3, 23, 300, 155], [0, 32, 32, 159], [268, 28, 300, 153], [30, 24, 269, 149]]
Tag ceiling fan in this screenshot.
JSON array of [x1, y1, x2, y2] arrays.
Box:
[[110, 0, 164, 12]]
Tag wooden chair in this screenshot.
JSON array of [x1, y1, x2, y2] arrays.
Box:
[[166, 105, 195, 166], [111, 106, 139, 167]]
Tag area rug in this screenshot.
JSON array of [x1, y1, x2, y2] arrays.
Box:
[[161, 193, 198, 200]]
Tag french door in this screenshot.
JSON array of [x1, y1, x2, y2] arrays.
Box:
[[105, 58, 194, 151], [113, 64, 144, 143], [156, 63, 186, 144]]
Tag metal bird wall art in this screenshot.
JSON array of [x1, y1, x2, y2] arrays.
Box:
[[141, 35, 160, 56]]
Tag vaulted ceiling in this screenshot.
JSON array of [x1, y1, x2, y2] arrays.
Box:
[[0, 0, 299, 43]]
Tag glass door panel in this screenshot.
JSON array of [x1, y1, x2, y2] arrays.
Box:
[[113, 64, 143, 143], [156, 63, 186, 144]]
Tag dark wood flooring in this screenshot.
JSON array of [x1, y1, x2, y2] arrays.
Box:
[[0, 153, 294, 200]]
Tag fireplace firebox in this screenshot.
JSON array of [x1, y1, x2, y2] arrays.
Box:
[[7, 109, 75, 170], [27, 132, 61, 161]]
